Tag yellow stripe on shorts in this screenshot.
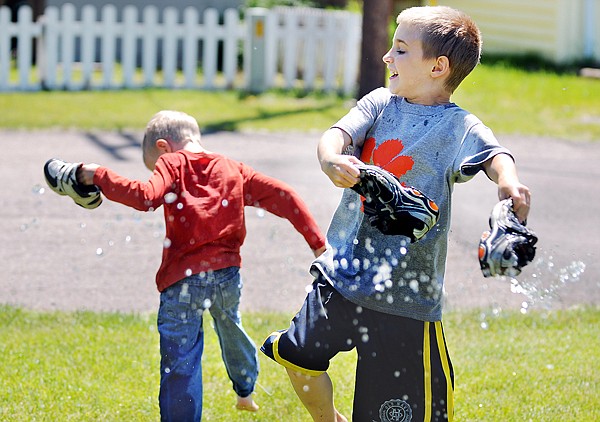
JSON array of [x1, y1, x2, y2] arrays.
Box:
[[271, 331, 325, 377], [435, 321, 454, 421], [423, 321, 432, 421], [423, 321, 454, 421]]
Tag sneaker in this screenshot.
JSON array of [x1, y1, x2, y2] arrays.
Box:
[[478, 199, 537, 277], [44, 158, 102, 209], [351, 164, 439, 241]]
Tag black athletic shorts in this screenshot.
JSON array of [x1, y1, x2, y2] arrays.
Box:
[[261, 276, 455, 422]]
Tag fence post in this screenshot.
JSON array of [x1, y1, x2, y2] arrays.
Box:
[[182, 6, 199, 89], [245, 7, 267, 94], [40, 6, 58, 90], [0, 7, 10, 91], [202, 8, 219, 89], [16, 5, 35, 90], [222, 8, 239, 88], [343, 12, 361, 96], [122, 5, 138, 88]]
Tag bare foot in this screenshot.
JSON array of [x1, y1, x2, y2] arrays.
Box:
[[335, 409, 348, 422], [236, 395, 259, 412]]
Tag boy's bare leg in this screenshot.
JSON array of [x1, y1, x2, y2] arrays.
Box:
[[236, 394, 259, 412], [286, 369, 348, 422]]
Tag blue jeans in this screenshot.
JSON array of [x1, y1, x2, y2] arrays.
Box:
[[157, 267, 258, 422]]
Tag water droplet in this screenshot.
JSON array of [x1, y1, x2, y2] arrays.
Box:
[[32, 184, 45, 195], [164, 192, 177, 204], [256, 208, 265, 218], [409, 280, 419, 293], [96, 248, 104, 256], [163, 238, 172, 248], [222, 199, 229, 207]]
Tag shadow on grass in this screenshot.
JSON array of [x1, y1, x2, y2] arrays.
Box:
[[201, 102, 343, 134]]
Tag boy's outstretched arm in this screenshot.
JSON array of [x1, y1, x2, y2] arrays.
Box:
[[312, 245, 326, 258], [77, 164, 100, 185], [483, 153, 531, 222], [317, 128, 362, 188], [242, 169, 326, 255]]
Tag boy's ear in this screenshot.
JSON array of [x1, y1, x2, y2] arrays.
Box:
[[431, 56, 450, 79], [155, 139, 172, 153]]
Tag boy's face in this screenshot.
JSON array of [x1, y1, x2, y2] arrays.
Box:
[[382, 23, 439, 102]]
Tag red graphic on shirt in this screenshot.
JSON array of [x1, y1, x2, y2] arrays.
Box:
[[359, 137, 414, 179]]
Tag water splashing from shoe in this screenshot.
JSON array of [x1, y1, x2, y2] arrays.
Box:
[[506, 254, 586, 309]]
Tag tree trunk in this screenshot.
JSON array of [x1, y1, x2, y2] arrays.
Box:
[[358, 0, 393, 99], [313, 0, 348, 7]]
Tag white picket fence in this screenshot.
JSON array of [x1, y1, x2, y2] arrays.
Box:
[[0, 4, 361, 94]]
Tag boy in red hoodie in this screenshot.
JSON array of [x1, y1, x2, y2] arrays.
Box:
[[56, 110, 325, 421]]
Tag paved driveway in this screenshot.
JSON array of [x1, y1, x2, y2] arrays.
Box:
[[1, 129, 598, 314]]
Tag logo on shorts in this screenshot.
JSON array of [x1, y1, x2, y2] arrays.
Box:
[[378, 398, 412, 422]]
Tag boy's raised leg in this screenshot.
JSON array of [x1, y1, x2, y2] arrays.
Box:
[[286, 369, 348, 422]]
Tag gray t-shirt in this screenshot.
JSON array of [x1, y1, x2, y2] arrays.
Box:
[[311, 87, 511, 321]]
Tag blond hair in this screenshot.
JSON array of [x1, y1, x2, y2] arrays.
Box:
[[142, 110, 201, 156], [397, 6, 481, 93]]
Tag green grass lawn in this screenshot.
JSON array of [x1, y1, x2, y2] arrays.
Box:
[[453, 64, 600, 142], [1, 305, 598, 421], [1, 63, 599, 141]]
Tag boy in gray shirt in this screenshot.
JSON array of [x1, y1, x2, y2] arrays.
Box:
[[262, 6, 531, 421]]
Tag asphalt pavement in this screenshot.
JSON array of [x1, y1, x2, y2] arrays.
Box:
[[1, 129, 598, 314]]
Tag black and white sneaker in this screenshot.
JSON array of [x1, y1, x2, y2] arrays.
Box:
[[44, 158, 102, 209], [351, 164, 440, 241], [478, 199, 537, 277]]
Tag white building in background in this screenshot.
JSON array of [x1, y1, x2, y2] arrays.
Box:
[[396, 0, 600, 65]]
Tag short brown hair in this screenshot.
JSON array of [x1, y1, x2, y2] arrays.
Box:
[[397, 6, 482, 93]]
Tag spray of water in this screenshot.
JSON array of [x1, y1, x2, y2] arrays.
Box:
[[478, 250, 586, 329], [506, 252, 586, 313]]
